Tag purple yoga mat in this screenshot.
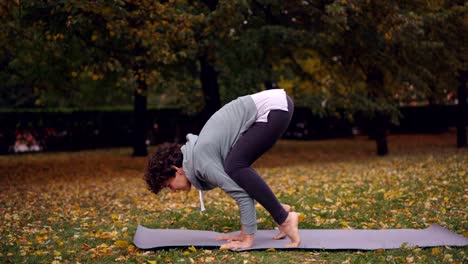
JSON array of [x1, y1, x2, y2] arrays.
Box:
[[133, 224, 468, 251]]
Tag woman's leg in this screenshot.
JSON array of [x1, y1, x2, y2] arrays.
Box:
[[224, 96, 294, 225]]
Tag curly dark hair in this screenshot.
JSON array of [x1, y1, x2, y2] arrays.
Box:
[[144, 143, 183, 194]]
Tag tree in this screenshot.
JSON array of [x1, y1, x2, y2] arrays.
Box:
[[265, 1, 465, 155], [0, 1, 135, 109], [2, 0, 464, 155], [2, 0, 205, 155], [215, 0, 465, 155], [457, 70, 467, 147], [0, 1, 70, 108], [197, 0, 221, 126]]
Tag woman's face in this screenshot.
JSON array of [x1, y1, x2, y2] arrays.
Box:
[[164, 166, 191, 192]]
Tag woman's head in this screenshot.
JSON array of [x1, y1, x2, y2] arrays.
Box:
[[145, 143, 183, 194]]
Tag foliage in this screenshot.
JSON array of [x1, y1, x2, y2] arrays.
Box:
[[311, 0, 466, 116], [1, 1, 465, 116], [212, 0, 466, 120], [213, 0, 318, 102], [1, 134, 467, 263], [0, 0, 207, 109]]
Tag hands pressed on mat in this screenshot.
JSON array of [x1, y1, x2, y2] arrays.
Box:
[[217, 226, 255, 250], [217, 204, 301, 250]]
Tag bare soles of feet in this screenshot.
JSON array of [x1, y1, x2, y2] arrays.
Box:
[[271, 204, 301, 247], [273, 204, 290, 240], [279, 212, 301, 247]]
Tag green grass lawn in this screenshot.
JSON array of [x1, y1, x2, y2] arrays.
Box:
[[1, 133, 467, 263]]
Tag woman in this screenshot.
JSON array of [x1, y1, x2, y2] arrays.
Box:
[[145, 89, 300, 249]]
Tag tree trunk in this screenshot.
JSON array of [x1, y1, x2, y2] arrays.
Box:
[[201, 0, 218, 11], [197, 0, 220, 132], [457, 70, 467, 148], [264, 80, 279, 90], [366, 67, 389, 156], [198, 55, 221, 128], [371, 113, 389, 156], [132, 81, 148, 157]]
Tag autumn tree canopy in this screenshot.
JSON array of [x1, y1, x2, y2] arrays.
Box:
[[0, 0, 465, 154], [2, 0, 464, 111]]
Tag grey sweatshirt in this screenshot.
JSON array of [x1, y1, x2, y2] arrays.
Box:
[[181, 95, 259, 234]]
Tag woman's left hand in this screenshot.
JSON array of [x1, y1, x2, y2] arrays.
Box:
[[219, 233, 254, 250]]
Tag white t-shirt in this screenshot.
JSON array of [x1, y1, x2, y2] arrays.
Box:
[[250, 89, 288, 122]]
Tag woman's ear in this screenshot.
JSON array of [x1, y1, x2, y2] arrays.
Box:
[[171, 165, 182, 174]]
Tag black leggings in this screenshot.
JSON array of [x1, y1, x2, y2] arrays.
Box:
[[224, 95, 294, 225]]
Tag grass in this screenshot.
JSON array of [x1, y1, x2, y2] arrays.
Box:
[[0, 132, 467, 263]]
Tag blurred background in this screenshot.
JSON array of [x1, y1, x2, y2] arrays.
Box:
[[0, 0, 466, 156]]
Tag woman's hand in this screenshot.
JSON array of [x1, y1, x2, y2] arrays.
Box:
[[215, 233, 245, 242], [216, 225, 254, 250], [219, 233, 254, 250]]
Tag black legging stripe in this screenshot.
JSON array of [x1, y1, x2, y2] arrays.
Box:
[[224, 95, 294, 225]]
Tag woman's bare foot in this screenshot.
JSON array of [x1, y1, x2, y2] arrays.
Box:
[[279, 212, 301, 247], [273, 204, 291, 240]]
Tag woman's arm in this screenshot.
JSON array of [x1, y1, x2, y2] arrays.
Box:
[[202, 165, 258, 249], [203, 165, 258, 233]]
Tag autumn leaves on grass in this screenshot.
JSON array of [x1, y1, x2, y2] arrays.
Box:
[[1, 136, 467, 263]]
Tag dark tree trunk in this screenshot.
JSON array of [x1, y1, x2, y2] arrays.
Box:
[[366, 67, 389, 156], [198, 55, 221, 128], [264, 80, 274, 90], [201, 0, 218, 11], [264, 80, 279, 90], [370, 113, 390, 156], [457, 70, 467, 148], [196, 0, 220, 132], [132, 81, 148, 157]]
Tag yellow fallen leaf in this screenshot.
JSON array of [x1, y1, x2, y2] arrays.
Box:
[[147, 261, 157, 264], [188, 245, 196, 252], [298, 214, 305, 222], [443, 254, 453, 261], [342, 221, 350, 228], [204, 256, 215, 262], [431, 247, 441, 255], [114, 240, 129, 248], [266, 248, 276, 252]]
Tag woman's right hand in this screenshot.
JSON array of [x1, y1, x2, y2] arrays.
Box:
[[215, 233, 245, 242], [215, 225, 248, 242], [216, 225, 255, 249]]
